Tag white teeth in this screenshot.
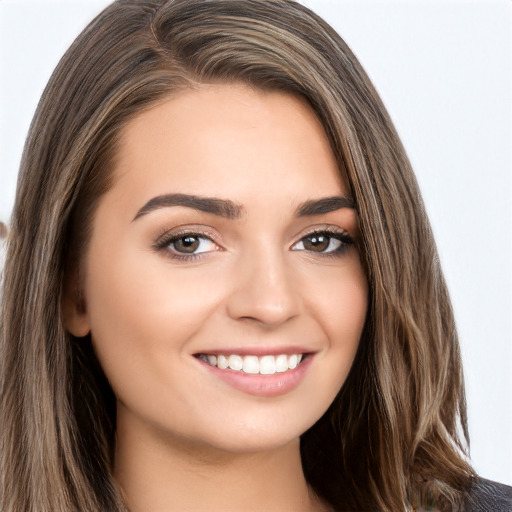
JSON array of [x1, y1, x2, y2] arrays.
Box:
[[288, 354, 299, 369], [199, 353, 305, 374], [275, 354, 288, 373], [259, 355, 276, 374], [228, 354, 243, 371], [217, 354, 229, 369], [242, 355, 259, 374]]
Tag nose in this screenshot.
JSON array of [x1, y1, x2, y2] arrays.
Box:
[[225, 247, 301, 327]]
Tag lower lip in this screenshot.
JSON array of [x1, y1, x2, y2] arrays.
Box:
[[197, 355, 313, 397]]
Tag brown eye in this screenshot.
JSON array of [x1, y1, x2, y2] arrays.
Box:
[[158, 233, 218, 257], [154, 231, 219, 259], [172, 236, 200, 253], [302, 234, 330, 252], [291, 230, 353, 256]]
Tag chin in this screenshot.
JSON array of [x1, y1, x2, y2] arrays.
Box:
[[169, 406, 326, 456]]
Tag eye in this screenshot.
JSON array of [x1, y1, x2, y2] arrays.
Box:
[[291, 230, 353, 255], [167, 234, 217, 255], [154, 231, 219, 260]]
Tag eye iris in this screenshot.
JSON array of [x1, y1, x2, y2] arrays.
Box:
[[174, 236, 200, 253], [304, 234, 329, 252]]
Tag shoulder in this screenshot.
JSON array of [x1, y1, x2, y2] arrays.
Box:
[[464, 477, 512, 512]]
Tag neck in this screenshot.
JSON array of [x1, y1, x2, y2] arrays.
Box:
[[113, 408, 328, 512]]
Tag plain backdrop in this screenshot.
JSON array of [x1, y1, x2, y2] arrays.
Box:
[[0, 0, 510, 486]]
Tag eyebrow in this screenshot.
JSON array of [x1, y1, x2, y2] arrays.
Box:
[[132, 193, 354, 222], [295, 196, 355, 216], [132, 193, 243, 221]]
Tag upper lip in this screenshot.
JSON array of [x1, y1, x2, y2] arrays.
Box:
[[193, 346, 316, 357]]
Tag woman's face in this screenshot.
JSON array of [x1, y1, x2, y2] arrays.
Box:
[[66, 84, 368, 454]]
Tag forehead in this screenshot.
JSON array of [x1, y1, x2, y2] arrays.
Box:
[[111, 84, 346, 205]]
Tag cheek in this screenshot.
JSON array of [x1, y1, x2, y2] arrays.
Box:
[[305, 257, 368, 388], [85, 234, 222, 337], [81, 237, 225, 401], [332, 276, 368, 348], [307, 256, 368, 343]]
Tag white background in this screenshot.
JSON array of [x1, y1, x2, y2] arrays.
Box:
[[0, 0, 510, 485]]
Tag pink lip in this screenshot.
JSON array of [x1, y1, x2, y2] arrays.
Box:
[[196, 354, 313, 397]]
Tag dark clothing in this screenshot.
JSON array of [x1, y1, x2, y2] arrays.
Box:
[[465, 478, 512, 511]]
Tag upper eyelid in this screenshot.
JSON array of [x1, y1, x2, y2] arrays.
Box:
[[154, 226, 221, 246], [292, 225, 352, 242], [292, 228, 352, 244]]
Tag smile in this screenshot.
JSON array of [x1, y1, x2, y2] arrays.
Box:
[[197, 353, 304, 375], [195, 351, 313, 397]]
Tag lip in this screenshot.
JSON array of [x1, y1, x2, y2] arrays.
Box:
[[195, 352, 314, 397]]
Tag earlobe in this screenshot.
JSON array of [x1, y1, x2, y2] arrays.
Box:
[[62, 285, 91, 338]]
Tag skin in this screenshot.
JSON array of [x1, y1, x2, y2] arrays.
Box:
[[65, 84, 368, 511]]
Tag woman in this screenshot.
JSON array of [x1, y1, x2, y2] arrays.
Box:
[[1, 1, 510, 511]]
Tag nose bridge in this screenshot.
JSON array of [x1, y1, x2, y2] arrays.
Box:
[[226, 243, 300, 326]]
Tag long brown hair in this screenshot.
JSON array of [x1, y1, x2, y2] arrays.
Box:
[[1, 1, 474, 510]]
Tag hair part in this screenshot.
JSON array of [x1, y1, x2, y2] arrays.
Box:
[[1, 1, 474, 511]]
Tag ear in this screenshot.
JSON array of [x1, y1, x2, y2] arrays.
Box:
[[62, 274, 91, 337]]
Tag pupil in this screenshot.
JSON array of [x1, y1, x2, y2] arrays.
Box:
[[305, 235, 329, 252], [176, 236, 199, 253]]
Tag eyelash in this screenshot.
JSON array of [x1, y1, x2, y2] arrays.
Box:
[[153, 228, 218, 262], [153, 227, 354, 261], [291, 229, 354, 259]]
